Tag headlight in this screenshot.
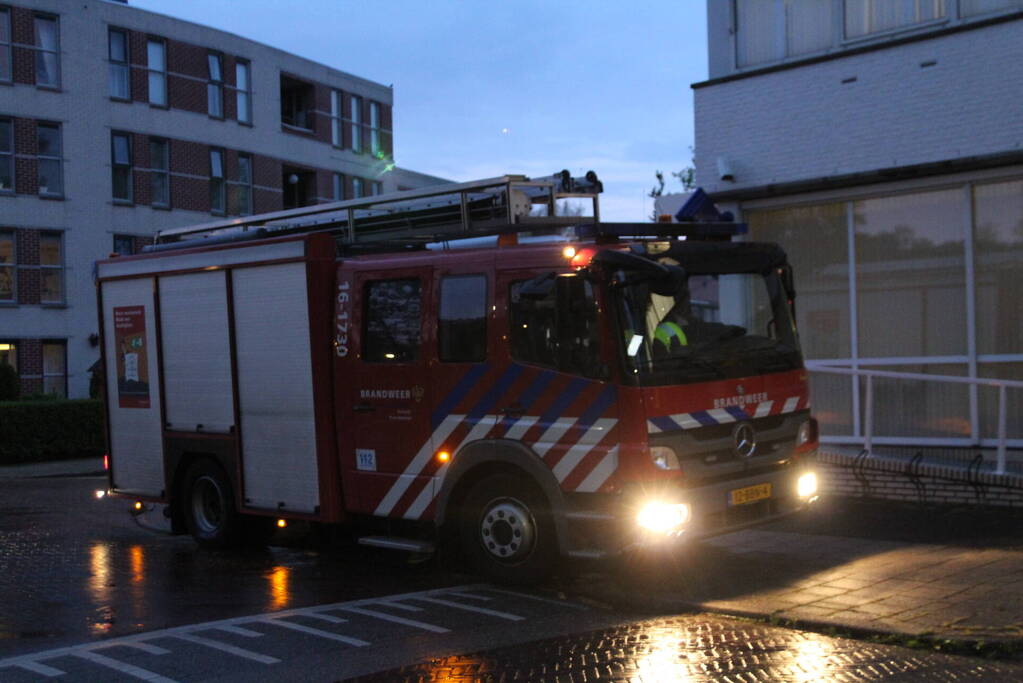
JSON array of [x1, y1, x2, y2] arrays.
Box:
[[797, 472, 818, 498], [649, 446, 681, 470], [637, 501, 691, 533], [796, 418, 818, 449]]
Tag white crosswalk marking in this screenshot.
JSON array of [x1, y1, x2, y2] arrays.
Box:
[[415, 596, 524, 621], [303, 612, 347, 624], [170, 633, 280, 664], [74, 650, 179, 682], [213, 624, 264, 637], [15, 660, 64, 677], [339, 606, 449, 633], [262, 617, 369, 646]]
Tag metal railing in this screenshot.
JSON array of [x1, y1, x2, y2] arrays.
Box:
[[806, 364, 1023, 475]]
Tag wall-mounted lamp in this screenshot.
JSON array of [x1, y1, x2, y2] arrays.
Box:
[[717, 156, 735, 182], [88, 333, 100, 347]]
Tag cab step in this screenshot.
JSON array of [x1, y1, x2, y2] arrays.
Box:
[[357, 536, 435, 553]]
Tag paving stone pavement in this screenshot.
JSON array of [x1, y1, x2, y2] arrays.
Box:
[[695, 528, 1023, 641], [349, 614, 1023, 682]]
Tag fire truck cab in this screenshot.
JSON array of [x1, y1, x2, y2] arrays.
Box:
[[97, 173, 819, 583]]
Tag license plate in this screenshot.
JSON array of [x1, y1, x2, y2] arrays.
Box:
[[729, 483, 772, 506]]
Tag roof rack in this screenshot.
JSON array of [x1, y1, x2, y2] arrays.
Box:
[[155, 171, 603, 247]]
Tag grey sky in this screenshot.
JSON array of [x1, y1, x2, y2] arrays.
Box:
[[129, 0, 708, 220]]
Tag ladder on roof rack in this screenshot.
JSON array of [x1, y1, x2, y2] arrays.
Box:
[[155, 171, 603, 246]]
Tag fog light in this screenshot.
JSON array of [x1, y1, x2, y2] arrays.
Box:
[[649, 446, 680, 471], [134, 500, 143, 511], [637, 501, 691, 533], [95, 490, 106, 500], [797, 472, 818, 498]]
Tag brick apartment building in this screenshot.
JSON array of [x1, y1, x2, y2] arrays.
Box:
[[692, 0, 1022, 449], [0, 0, 445, 398]]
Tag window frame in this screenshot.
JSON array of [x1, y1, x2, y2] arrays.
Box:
[[843, 0, 949, 42], [112, 234, 135, 256], [330, 89, 342, 147], [33, 13, 60, 89], [38, 231, 64, 305], [235, 152, 253, 215], [0, 117, 13, 193], [111, 131, 133, 204], [149, 136, 170, 209], [235, 59, 252, 125], [36, 122, 63, 198], [352, 177, 363, 198], [209, 147, 226, 215], [332, 172, 343, 201], [146, 37, 167, 108], [362, 277, 423, 363], [41, 340, 66, 397], [438, 274, 488, 363], [0, 7, 12, 84], [369, 101, 381, 157], [0, 229, 15, 304], [108, 27, 130, 101], [350, 94, 363, 153], [0, 340, 16, 370], [207, 51, 224, 119]]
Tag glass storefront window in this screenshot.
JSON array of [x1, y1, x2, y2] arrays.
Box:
[[854, 189, 966, 358], [860, 364, 970, 439], [978, 363, 1023, 441], [748, 202, 849, 360], [973, 180, 1023, 356]]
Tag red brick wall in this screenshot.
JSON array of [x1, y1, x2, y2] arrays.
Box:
[[131, 134, 151, 206], [13, 118, 37, 195], [129, 31, 149, 103], [15, 229, 39, 305], [16, 338, 42, 395], [10, 7, 34, 85]]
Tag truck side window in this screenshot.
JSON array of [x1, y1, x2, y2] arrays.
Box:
[[363, 278, 421, 362], [439, 274, 486, 362], [510, 275, 601, 377]]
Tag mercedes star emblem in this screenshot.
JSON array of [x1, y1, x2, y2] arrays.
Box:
[[733, 422, 757, 458]]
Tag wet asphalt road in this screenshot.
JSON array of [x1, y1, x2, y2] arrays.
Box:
[[2, 475, 1022, 681]]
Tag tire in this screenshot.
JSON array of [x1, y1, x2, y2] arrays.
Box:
[[459, 473, 556, 585], [182, 459, 244, 549]]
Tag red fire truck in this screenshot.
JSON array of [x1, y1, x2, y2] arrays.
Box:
[[97, 173, 819, 583]]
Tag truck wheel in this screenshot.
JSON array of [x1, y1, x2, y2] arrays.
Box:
[[183, 459, 242, 549], [459, 473, 556, 584]]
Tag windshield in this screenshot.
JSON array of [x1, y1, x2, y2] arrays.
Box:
[[613, 266, 802, 386]]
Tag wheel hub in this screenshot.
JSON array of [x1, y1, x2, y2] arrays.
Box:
[[192, 475, 224, 534], [480, 497, 536, 563]]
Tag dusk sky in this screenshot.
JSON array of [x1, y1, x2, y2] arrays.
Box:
[[130, 1, 708, 221]]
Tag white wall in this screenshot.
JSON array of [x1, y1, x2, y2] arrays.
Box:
[[693, 19, 1023, 195]]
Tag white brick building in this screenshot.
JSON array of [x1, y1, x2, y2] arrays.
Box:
[[694, 1, 1022, 449]]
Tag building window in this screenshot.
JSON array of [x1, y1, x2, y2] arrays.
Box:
[[280, 75, 313, 130], [0, 8, 11, 83], [363, 279, 422, 362], [845, 0, 946, 39], [37, 123, 63, 197], [439, 275, 487, 362], [111, 132, 132, 203], [0, 230, 14, 302], [330, 90, 342, 146], [0, 118, 12, 192], [332, 172, 343, 200], [961, 0, 1023, 16], [108, 29, 130, 100], [350, 94, 362, 153], [34, 14, 59, 88], [209, 149, 225, 214], [39, 232, 63, 304], [147, 39, 166, 106], [207, 52, 223, 118], [736, 0, 833, 68], [369, 101, 381, 157], [0, 341, 15, 369], [235, 60, 251, 124], [352, 177, 363, 198], [42, 341, 66, 397], [149, 137, 169, 208], [113, 234, 134, 256], [234, 153, 252, 215], [371, 181, 382, 196]]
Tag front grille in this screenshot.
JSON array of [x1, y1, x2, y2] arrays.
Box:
[[701, 498, 779, 533]]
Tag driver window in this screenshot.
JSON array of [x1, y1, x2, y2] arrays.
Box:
[[509, 276, 601, 376], [363, 278, 421, 362]]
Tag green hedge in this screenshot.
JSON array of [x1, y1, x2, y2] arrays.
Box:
[[0, 399, 105, 465]]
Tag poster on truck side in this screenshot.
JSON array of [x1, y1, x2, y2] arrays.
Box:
[[113, 305, 150, 409]]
